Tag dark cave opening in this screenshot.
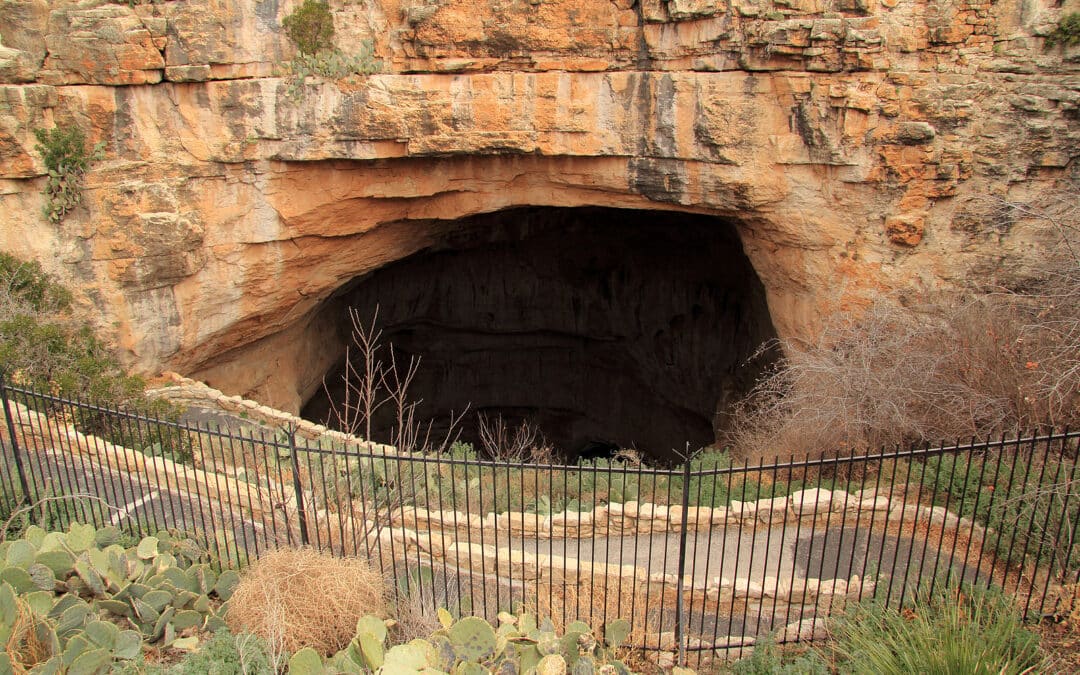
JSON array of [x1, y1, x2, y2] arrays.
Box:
[[301, 206, 779, 463]]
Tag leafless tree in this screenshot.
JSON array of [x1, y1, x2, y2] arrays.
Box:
[[326, 307, 388, 439], [477, 413, 552, 463], [323, 306, 466, 455]]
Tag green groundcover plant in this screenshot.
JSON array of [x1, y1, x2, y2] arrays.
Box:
[[823, 582, 1043, 674]]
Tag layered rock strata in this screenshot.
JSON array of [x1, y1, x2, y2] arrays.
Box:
[[0, 0, 1077, 418]]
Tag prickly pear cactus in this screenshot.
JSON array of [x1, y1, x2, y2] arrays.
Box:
[[449, 617, 499, 663], [307, 608, 654, 675], [0, 523, 232, 673]]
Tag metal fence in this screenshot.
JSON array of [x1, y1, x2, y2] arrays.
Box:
[[2, 375, 1078, 666]]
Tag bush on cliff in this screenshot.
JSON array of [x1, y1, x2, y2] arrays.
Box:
[[0, 251, 142, 402], [282, 0, 335, 56], [33, 125, 105, 224], [0, 251, 195, 449], [1046, 13, 1080, 49]]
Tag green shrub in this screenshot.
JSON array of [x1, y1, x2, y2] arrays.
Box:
[[0, 251, 141, 403], [725, 634, 829, 674], [0, 252, 71, 312], [824, 582, 1043, 674], [282, 0, 335, 55], [157, 629, 274, 674], [1046, 13, 1080, 49], [920, 451, 1080, 573], [0, 251, 191, 464], [33, 125, 105, 223]]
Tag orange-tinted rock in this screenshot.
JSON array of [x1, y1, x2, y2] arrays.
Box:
[[38, 5, 164, 85], [885, 213, 926, 247], [0, 0, 1075, 409]]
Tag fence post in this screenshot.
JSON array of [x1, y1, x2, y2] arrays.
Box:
[[288, 426, 310, 546], [674, 447, 693, 667], [0, 373, 34, 516]]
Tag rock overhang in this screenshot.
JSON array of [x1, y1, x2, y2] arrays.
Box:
[[0, 0, 1075, 414]]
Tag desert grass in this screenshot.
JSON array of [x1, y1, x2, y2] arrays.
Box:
[[4, 596, 53, 674], [225, 548, 389, 657], [390, 588, 444, 642]]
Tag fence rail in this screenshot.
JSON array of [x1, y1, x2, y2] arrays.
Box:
[[1, 375, 1078, 668]]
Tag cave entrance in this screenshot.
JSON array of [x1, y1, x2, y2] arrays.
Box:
[[301, 206, 778, 463]]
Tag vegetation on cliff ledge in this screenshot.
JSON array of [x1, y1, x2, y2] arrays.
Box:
[[281, 0, 381, 99], [33, 125, 105, 224], [282, 0, 335, 56], [1046, 13, 1080, 49], [0, 251, 140, 403]]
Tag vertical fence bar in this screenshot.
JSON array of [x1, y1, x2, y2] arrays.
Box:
[[1028, 430, 1072, 616], [1019, 432, 1058, 617], [842, 447, 865, 609], [763, 451, 786, 640], [860, 445, 886, 599], [0, 409, 18, 517], [17, 388, 58, 526], [447, 450, 464, 616], [601, 456, 614, 632], [673, 452, 692, 666], [926, 438, 962, 595], [792, 452, 819, 640], [686, 453, 708, 663], [37, 393, 80, 529], [288, 427, 310, 546], [588, 458, 598, 626], [1040, 431, 1078, 610], [783, 453, 804, 637], [959, 437, 994, 587], [501, 455, 509, 617], [1, 374, 35, 516], [304, 443, 323, 554], [565, 459, 577, 626], [974, 433, 1010, 587], [1000, 434, 1033, 587], [272, 432, 296, 549], [477, 457, 488, 620], [540, 460, 548, 622], [461, 453, 476, 616]]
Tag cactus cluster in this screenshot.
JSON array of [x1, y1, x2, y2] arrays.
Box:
[[289, 609, 637, 675], [0, 523, 236, 674]]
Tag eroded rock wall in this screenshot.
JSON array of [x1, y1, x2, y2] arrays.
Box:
[[0, 0, 1077, 412]]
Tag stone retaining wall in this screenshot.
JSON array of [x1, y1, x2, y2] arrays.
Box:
[[2, 386, 1005, 660]]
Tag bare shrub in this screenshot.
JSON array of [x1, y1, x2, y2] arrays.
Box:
[[726, 184, 1079, 460], [477, 413, 553, 463], [225, 548, 389, 657], [390, 589, 442, 642], [324, 305, 467, 454], [329, 307, 388, 440]]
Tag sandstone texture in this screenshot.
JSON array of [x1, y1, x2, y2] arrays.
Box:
[[0, 0, 1078, 414]]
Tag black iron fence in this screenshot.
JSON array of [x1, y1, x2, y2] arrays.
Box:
[[2, 376, 1078, 666]]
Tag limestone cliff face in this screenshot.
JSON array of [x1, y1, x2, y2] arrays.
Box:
[[0, 0, 1077, 413]]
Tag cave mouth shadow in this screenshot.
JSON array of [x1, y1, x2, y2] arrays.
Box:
[[301, 206, 779, 464]]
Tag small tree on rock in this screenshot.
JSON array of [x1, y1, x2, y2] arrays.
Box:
[[282, 0, 335, 56]]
